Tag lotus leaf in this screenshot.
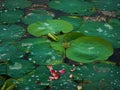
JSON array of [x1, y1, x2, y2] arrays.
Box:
[[0, 42, 23, 61], [78, 21, 120, 48], [0, 10, 23, 24], [17, 38, 63, 65], [7, 59, 35, 78], [72, 62, 120, 89], [22, 10, 54, 25], [27, 20, 73, 37], [92, 0, 120, 11], [15, 66, 50, 90], [59, 16, 84, 30], [48, 0, 95, 16], [66, 36, 113, 63], [2, 0, 32, 10], [0, 25, 25, 42]]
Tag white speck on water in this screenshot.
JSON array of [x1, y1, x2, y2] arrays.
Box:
[[38, 27, 45, 30], [84, 30, 89, 33], [117, 4, 120, 6], [27, 13, 34, 16], [3, 28, 7, 31], [31, 75, 35, 77], [28, 58, 32, 61], [19, 55, 23, 58], [91, 73, 95, 76], [46, 59, 51, 63], [104, 23, 113, 30], [51, 56, 56, 60], [4, 10, 8, 12], [28, 79, 31, 82], [0, 53, 7, 57], [36, 75, 39, 77], [88, 47, 95, 50], [47, 52, 52, 55], [22, 43, 33, 47], [44, 23, 49, 26], [25, 87, 30, 90], [33, 61, 36, 63], [37, 78, 39, 80], [96, 28, 103, 32], [9, 62, 22, 70]]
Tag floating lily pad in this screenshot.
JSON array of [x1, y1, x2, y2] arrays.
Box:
[[72, 62, 120, 89], [59, 16, 84, 30], [48, 0, 95, 16], [0, 10, 23, 24], [27, 19, 73, 37], [15, 66, 50, 90], [0, 42, 23, 61], [78, 21, 120, 48], [66, 36, 113, 63], [17, 38, 63, 65], [0, 25, 25, 42], [92, 0, 120, 11], [2, 0, 32, 10], [22, 10, 54, 25], [7, 59, 35, 78]]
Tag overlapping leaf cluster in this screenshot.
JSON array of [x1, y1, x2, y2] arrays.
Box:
[[0, 0, 120, 90]]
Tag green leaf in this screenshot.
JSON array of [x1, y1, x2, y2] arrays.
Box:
[[78, 21, 120, 48], [2, 0, 32, 10], [7, 59, 35, 78], [92, 0, 120, 11], [17, 38, 63, 65], [0, 10, 23, 24], [0, 25, 25, 42], [66, 36, 113, 63], [0, 42, 23, 61], [72, 62, 120, 89], [48, 0, 95, 16], [51, 64, 77, 90], [15, 66, 50, 90], [59, 16, 84, 30], [22, 10, 54, 25], [27, 19, 73, 37]]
